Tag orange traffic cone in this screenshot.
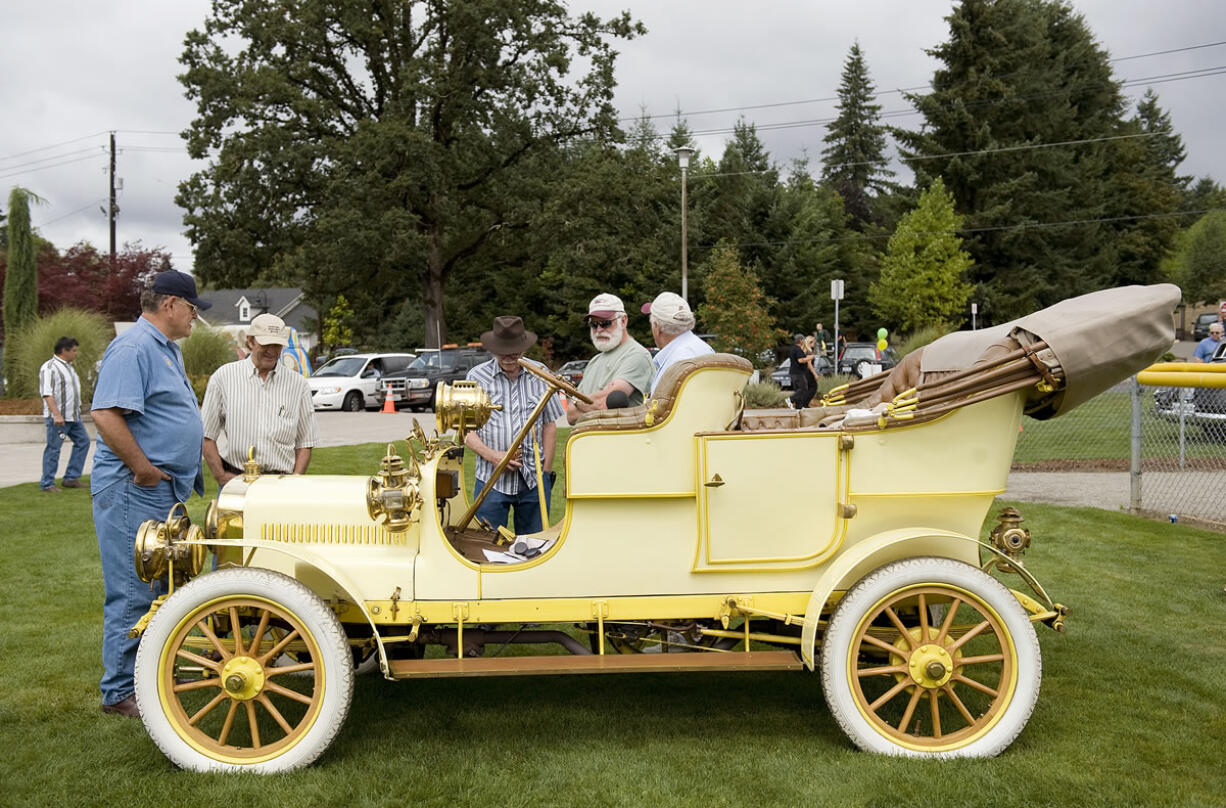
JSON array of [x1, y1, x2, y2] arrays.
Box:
[[381, 387, 396, 414], [559, 393, 568, 412]]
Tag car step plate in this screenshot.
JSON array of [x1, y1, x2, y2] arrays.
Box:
[[387, 650, 803, 678]]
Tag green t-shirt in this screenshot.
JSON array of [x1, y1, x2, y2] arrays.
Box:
[[577, 338, 654, 406]]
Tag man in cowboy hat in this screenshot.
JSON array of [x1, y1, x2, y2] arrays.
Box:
[[464, 315, 565, 534], [566, 292, 654, 425]]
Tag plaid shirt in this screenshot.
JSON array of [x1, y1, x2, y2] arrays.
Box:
[[466, 358, 564, 495]]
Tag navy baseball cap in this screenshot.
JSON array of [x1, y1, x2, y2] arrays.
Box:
[[151, 270, 212, 310]]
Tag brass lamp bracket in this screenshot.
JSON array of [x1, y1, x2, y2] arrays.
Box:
[[366, 446, 422, 532]]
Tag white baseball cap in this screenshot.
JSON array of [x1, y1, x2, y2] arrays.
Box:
[[586, 292, 626, 320], [247, 313, 289, 346], [641, 291, 695, 328]]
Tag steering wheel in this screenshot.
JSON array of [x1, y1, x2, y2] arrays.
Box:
[[519, 359, 594, 404]]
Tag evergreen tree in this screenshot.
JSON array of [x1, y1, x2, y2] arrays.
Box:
[[3, 187, 40, 393], [869, 178, 974, 331], [821, 42, 893, 228], [897, 0, 1128, 322], [1185, 177, 1226, 214]]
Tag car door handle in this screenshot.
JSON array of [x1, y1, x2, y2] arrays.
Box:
[[705, 474, 725, 488]]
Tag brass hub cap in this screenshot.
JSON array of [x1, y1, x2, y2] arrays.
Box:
[[220, 656, 266, 700], [908, 644, 955, 688]]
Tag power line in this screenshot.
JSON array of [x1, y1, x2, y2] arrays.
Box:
[[620, 40, 1226, 123], [0, 131, 109, 164], [38, 198, 108, 227], [0, 152, 107, 182]]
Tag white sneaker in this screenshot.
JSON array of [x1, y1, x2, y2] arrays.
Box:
[[785, 399, 794, 409]]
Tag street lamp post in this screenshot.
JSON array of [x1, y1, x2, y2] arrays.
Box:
[[675, 144, 694, 302]]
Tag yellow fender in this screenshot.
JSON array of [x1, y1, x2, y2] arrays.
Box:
[[187, 537, 392, 676], [799, 528, 981, 669]]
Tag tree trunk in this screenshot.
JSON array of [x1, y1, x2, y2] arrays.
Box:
[[423, 225, 447, 349]]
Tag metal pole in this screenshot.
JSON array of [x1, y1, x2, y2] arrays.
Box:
[[680, 163, 688, 302], [108, 131, 117, 269], [1129, 375, 1142, 514]]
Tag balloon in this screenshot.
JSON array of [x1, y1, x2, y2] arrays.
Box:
[[877, 338, 888, 352], [876, 327, 887, 340]]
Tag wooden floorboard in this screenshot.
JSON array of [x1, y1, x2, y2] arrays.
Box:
[[387, 650, 804, 679]]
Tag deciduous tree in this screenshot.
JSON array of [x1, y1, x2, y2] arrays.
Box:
[[178, 0, 642, 347], [696, 241, 781, 360]]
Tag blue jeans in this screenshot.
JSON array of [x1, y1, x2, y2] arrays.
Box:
[[42, 417, 90, 489], [93, 478, 173, 706], [473, 477, 553, 535]]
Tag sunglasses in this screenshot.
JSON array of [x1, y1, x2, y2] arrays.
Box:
[[588, 318, 618, 330]]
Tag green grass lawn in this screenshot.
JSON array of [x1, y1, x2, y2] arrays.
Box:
[[1, 444, 1224, 807]]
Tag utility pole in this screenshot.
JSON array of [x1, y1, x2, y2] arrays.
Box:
[[108, 132, 117, 268]]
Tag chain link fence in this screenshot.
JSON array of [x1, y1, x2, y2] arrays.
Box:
[[1013, 377, 1226, 528]]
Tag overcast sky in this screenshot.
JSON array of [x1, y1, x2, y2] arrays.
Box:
[[1, 0, 1222, 276]]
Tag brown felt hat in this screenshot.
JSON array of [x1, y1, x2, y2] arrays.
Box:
[[480, 315, 537, 355]]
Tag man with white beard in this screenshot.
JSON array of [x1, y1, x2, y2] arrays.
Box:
[[566, 293, 654, 425]]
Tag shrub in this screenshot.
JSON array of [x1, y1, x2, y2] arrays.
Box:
[[180, 325, 238, 404], [895, 323, 953, 358], [9, 308, 113, 403], [743, 381, 788, 409]]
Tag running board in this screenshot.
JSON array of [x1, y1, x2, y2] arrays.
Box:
[[387, 650, 803, 679]]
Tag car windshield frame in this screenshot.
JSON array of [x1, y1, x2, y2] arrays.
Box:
[[842, 346, 877, 361]]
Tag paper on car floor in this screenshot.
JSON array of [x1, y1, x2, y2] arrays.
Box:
[[481, 536, 556, 564]]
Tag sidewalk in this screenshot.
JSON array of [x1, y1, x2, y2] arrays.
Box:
[[0, 411, 561, 489]]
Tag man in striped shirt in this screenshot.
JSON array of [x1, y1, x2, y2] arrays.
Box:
[[464, 316, 564, 534], [201, 313, 319, 484], [39, 336, 89, 492]]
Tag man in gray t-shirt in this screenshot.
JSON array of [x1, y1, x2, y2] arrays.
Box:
[[568, 292, 654, 425]]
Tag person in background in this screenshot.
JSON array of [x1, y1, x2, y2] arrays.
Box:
[[641, 291, 713, 394], [787, 333, 815, 409], [566, 293, 654, 423], [201, 313, 318, 486], [1193, 322, 1223, 362], [90, 270, 211, 718], [465, 316, 564, 534], [38, 336, 89, 492]]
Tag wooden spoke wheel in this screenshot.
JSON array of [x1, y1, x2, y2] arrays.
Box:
[[821, 557, 1041, 758], [134, 569, 353, 772]]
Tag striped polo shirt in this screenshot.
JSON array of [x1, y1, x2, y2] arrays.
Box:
[[39, 354, 82, 420], [201, 356, 319, 474], [466, 358, 565, 495]]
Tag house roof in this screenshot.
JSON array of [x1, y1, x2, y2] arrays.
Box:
[[198, 287, 317, 334]]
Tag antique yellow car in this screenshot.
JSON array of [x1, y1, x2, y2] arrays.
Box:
[[128, 285, 1179, 772]]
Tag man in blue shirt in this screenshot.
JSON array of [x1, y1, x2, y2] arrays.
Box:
[[1193, 322, 1223, 362], [90, 270, 210, 718], [642, 291, 713, 394], [464, 316, 564, 534]]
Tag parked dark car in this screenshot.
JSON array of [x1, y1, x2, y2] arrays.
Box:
[[1192, 312, 1222, 341], [557, 359, 589, 386], [770, 356, 834, 388], [1154, 341, 1226, 438], [838, 343, 897, 379], [380, 347, 490, 411]]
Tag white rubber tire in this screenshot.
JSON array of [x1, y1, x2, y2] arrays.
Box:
[[134, 568, 354, 772], [820, 557, 1041, 758]]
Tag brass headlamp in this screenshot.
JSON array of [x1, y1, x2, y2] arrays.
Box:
[[435, 380, 501, 442], [134, 502, 209, 584]]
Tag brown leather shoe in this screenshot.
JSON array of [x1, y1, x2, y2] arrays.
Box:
[[61, 479, 85, 489], [101, 696, 140, 718]]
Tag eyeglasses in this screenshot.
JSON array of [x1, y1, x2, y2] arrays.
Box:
[[498, 352, 523, 361], [177, 298, 198, 315], [588, 319, 617, 330]]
